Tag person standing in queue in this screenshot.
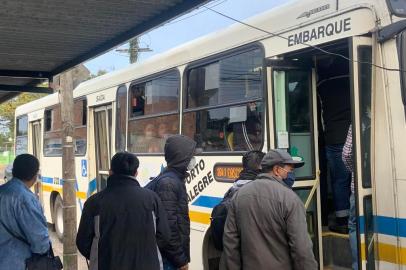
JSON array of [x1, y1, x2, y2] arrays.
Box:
[[76, 152, 171, 270], [221, 149, 317, 270], [147, 135, 198, 270], [0, 154, 51, 270]]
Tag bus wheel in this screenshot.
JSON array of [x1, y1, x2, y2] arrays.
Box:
[[54, 195, 64, 241]]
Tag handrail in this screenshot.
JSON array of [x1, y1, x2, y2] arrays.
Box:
[[305, 170, 320, 210]]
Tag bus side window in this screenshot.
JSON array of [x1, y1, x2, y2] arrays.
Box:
[[183, 47, 264, 152], [128, 70, 180, 153], [15, 115, 28, 156], [74, 99, 87, 156], [43, 106, 62, 156]]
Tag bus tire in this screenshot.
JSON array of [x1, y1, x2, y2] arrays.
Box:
[[54, 195, 64, 241]]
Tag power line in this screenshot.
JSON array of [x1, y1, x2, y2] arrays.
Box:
[[205, 6, 405, 73], [164, 0, 228, 27]]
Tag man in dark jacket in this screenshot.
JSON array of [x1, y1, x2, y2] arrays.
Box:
[[225, 150, 265, 198], [76, 152, 170, 270], [154, 135, 197, 270], [221, 149, 317, 270]]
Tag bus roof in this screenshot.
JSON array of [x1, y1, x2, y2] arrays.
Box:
[[16, 0, 386, 117]]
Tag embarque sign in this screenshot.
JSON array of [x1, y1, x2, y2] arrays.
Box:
[[288, 18, 351, 47]]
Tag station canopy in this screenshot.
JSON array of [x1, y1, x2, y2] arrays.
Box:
[[0, 0, 209, 102]]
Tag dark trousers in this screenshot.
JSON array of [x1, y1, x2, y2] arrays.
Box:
[[325, 144, 351, 218]]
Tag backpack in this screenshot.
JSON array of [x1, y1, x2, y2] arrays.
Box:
[[145, 170, 178, 192], [210, 186, 239, 251]]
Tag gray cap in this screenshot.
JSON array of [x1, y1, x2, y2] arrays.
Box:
[[261, 149, 304, 169]]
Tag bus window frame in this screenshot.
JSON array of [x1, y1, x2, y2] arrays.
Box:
[[271, 68, 316, 181], [116, 84, 128, 152], [127, 68, 181, 155], [182, 43, 266, 155], [43, 97, 88, 157], [397, 30, 406, 118]]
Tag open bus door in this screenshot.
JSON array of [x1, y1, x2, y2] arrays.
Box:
[[350, 36, 375, 270], [30, 120, 43, 206], [93, 105, 113, 191], [266, 59, 322, 267]]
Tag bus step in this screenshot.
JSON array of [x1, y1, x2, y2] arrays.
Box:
[[322, 231, 352, 270]]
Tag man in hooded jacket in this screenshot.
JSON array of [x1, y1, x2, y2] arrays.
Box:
[[154, 135, 197, 270]]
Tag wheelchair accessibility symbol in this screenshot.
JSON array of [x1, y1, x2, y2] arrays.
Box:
[[81, 160, 87, 177]]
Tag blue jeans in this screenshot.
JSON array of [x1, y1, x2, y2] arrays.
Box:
[[349, 193, 358, 270], [325, 144, 351, 218]]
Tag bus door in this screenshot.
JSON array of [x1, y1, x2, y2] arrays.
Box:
[[350, 36, 375, 270], [93, 105, 113, 191], [30, 120, 43, 204], [267, 59, 322, 265]]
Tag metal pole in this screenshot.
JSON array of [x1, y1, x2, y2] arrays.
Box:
[[59, 71, 78, 270]]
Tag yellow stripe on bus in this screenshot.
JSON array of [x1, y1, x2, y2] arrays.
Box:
[[360, 242, 406, 265], [189, 210, 211, 225], [42, 184, 87, 200]]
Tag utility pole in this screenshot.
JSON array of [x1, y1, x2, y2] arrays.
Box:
[[59, 71, 77, 270], [115, 37, 152, 64]]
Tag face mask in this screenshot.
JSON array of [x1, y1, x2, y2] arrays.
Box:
[[279, 167, 295, 188], [283, 172, 296, 188], [187, 157, 196, 171]]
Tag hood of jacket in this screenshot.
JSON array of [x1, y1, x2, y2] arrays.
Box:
[[237, 169, 261, 181], [165, 135, 196, 175]]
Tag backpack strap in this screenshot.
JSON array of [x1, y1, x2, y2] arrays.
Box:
[[147, 169, 179, 192]]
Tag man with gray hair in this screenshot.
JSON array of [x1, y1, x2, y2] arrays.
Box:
[[221, 149, 317, 270]]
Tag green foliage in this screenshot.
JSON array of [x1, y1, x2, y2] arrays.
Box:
[[88, 69, 108, 80]]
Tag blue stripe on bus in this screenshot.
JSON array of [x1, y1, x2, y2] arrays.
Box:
[[359, 216, 406, 238], [192, 195, 222, 208], [41, 176, 55, 184], [192, 195, 406, 238], [88, 178, 97, 197], [74, 179, 83, 211]]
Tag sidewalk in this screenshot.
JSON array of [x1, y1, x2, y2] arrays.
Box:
[[49, 228, 88, 270]]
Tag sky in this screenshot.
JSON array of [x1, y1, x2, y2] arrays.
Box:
[[84, 0, 288, 74]]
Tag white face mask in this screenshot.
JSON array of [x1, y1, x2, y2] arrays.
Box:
[[187, 157, 196, 171]]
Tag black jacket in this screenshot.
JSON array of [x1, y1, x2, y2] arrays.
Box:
[[76, 174, 170, 270], [318, 75, 351, 145], [155, 135, 196, 267]]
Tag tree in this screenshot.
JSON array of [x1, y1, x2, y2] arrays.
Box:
[[0, 93, 47, 136], [88, 69, 108, 80]]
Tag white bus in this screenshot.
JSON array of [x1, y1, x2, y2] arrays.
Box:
[[14, 0, 406, 269]]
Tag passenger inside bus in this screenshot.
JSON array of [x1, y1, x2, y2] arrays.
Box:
[[131, 122, 159, 153], [317, 55, 352, 234], [182, 102, 263, 152], [131, 84, 145, 117]]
